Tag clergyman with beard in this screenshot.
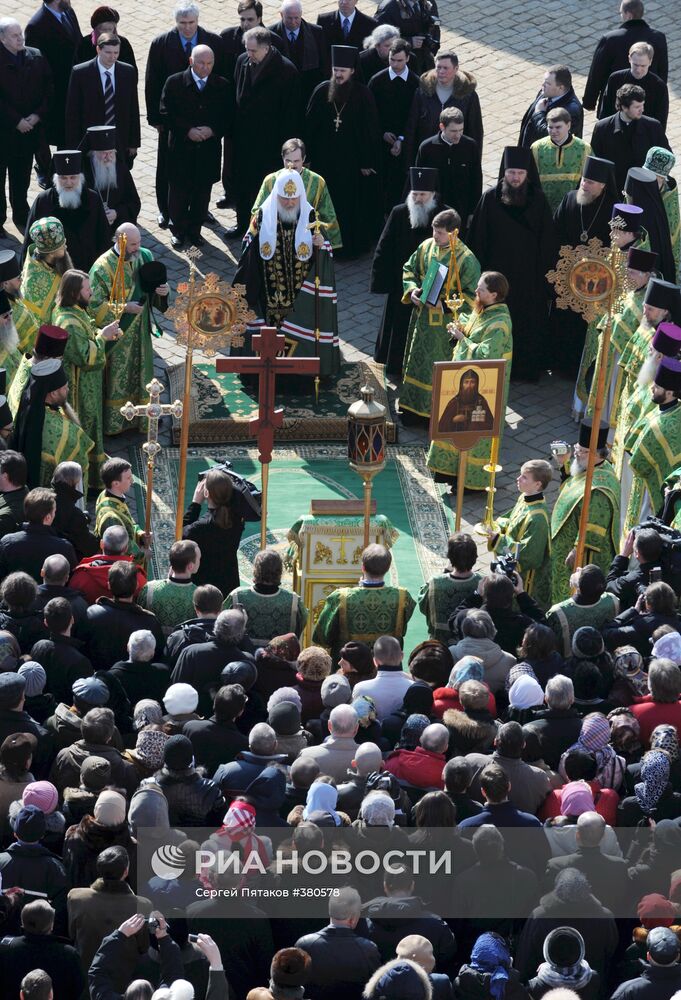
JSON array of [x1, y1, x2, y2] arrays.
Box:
[[436, 367, 493, 432], [468, 145, 555, 381], [0, 249, 39, 363], [0, 288, 25, 387], [88, 223, 170, 435], [84, 125, 141, 230], [21, 216, 72, 326], [233, 168, 340, 377], [552, 155, 618, 380], [372, 165, 444, 376], [619, 279, 681, 530], [550, 418, 620, 604], [10, 324, 94, 490], [305, 44, 382, 257], [22, 150, 110, 272]]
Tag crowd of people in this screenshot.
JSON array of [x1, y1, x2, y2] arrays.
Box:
[[1, 0, 681, 997]]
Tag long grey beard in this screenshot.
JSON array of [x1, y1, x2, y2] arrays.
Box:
[[54, 174, 85, 209], [576, 189, 598, 206], [278, 205, 300, 224], [638, 352, 660, 386], [91, 157, 117, 193], [407, 193, 436, 229], [570, 457, 585, 478], [0, 320, 19, 353]]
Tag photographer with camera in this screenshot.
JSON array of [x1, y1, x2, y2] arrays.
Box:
[[450, 570, 546, 656], [603, 580, 680, 656], [183, 467, 255, 598], [606, 526, 667, 610]]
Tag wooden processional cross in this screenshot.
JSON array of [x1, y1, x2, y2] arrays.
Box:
[[216, 327, 320, 548]]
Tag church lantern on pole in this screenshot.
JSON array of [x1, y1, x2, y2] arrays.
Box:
[[347, 385, 387, 548]]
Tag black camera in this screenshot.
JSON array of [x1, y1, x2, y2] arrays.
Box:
[[146, 916, 160, 933], [198, 461, 262, 522], [634, 517, 681, 594], [491, 553, 518, 584]]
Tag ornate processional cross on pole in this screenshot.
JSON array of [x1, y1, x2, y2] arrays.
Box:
[[216, 327, 320, 549], [120, 378, 183, 551]]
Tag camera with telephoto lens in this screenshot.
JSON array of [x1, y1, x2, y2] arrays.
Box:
[[491, 553, 518, 585], [198, 461, 262, 522], [634, 517, 681, 595]]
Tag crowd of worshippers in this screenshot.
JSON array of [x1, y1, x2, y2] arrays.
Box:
[[2, 447, 681, 997]]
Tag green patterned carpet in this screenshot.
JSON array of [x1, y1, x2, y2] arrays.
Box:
[[132, 444, 455, 656], [166, 359, 396, 444]]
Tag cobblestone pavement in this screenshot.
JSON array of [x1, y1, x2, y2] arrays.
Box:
[[5, 0, 681, 554]]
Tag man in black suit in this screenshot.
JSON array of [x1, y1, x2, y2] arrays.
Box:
[[598, 40, 668, 128], [160, 45, 231, 249], [269, 0, 328, 103], [415, 108, 481, 236], [65, 34, 140, 167], [316, 0, 378, 56], [24, 0, 82, 183], [230, 26, 300, 236], [368, 39, 419, 212], [221, 1, 284, 80], [518, 64, 583, 148], [583, 0, 667, 112], [0, 19, 53, 237], [146, 3, 223, 228], [590, 82, 670, 192]]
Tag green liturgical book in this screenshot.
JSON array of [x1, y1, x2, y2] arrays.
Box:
[[420, 259, 448, 307]]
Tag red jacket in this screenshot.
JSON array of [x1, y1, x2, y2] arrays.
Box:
[[432, 685, 497, 719], [631, 697, 681, 747], [538, 779, 619, 826], [69, 554, 147, 605], [384, 746, 446, 789]]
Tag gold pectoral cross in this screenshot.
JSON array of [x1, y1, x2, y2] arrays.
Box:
[[334, 112, 342, 131]]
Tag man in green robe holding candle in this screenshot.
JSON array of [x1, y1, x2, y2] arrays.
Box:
[[399, 208, 480, 420], [550, 419, 620, 604], [426, 271, 512, 489]]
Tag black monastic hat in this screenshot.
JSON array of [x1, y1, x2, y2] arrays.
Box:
[[644, 277, 681, 312], [611, 202, 644, 232], [87, 125, 117, 151], [52, 150, 82, 175], [139, 261, 167, 294], [582, 155, 615, 185], [408, 166, 439, 192], [654, 357, 681, 393], [331, 45, 357, 69], [0, 250, 20, 283], [624, 166, 658, 201], [578, 418, 609, 450], [652, 322, 681, 358], [0, 290, 10, 316], [502, 146, 532, 171], [627, 247, 658, 273]]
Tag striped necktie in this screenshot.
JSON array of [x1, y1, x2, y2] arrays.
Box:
[[104, 70, 115, 125]]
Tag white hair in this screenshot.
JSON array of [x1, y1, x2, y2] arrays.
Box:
[[364, 24, 399, 49], [280, 0, 302, 11], [0, 17, 21, 33], [249, 722, 277, 754], [214, 609, 246, 643], [329, 704, 359, 737], [127, 629, 157, 662], [545, 674, 574, 710], [174, 2, 200, 19], [361, 790, 395, 826]]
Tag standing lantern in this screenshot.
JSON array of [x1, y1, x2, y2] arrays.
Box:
[[348, 385, 387, 548]]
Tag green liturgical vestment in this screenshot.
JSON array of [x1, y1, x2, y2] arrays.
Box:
[[531, 135, 591, 213], [226, 586, 309, 645], [313, 583, 416, 663], [426, 303, 512, 489], [400, 237, 480, 418], [95, 490, 145, 565], [546, 592, 621, 657], [627, 400, 681, 529], [40, 406, 94, 493], [490, 494, 552, 609], [550, 462, 620, 604], [418, 572, 482, 644], [20, 251, 60, 324]]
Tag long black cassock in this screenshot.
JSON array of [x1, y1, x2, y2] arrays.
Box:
[[371, 198, 444, 377], [550, 188, 616, 375], [305, 79, 382, 257], [467, 180, 556, 380]]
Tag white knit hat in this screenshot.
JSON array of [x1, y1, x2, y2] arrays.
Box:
[[163, 683, 199, 715]]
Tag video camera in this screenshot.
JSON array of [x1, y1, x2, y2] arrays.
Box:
[[491, 552, 519, 585], [634, 517, 681, 595], [198, 461, 262, 522]]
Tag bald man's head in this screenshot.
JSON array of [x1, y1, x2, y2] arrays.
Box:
[[191, 44, 215, 77], [115, 223, 141, 258]]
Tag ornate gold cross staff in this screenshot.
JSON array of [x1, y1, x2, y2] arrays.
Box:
[[120, 378, 183, 555], [306, 216, 331, 405]]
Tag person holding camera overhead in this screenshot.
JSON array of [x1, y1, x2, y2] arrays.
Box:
[[182, 467, 247, 597]]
